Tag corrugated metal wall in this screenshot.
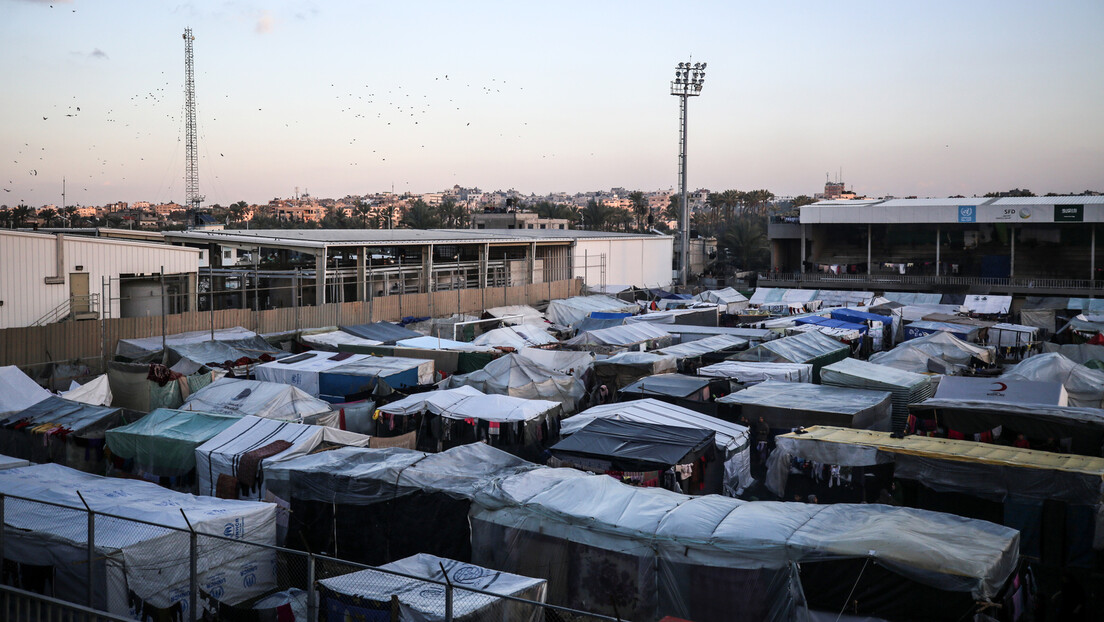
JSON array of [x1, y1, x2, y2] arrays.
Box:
[[0, 278, 581, 373], [0, 231, 200, 328]]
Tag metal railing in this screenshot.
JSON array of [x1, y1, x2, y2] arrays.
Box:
[[0, 491, 625, 622], [759, 271, 1104, 292], [30, 294, 100, 326]]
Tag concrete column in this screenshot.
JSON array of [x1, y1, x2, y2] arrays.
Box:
[[935, 227, 940, 276], [867, 224, 872, 275], [1009, 227, 1015, 278], [186, 272, 198, 312], [315, 250, 326, 306], [479, 244, 489, 288], [800, 225, 806, 274], [424, 244, 434, 294], [356, 246, 366, 301], [529, 242, 537, 285]]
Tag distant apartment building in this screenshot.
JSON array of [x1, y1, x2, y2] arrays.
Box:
[[815, 179, 859, 200], [471, 210, 569, 231]]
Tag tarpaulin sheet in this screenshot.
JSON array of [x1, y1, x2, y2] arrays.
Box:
[[115, 326, 273, 359], [935, 376, 1068, 406], [1040, 343, 1104, 365], [340, 321, 422, 344], [106, 408, 240, 475], [429, 393, 561, 424], [564, 322, 671, 347], [620, 373, 712, 399], [471, 326, 559, 349], [732, 330, 850, 365], [694, 287, 750, 314], [698, 361, 813, 384], [180, 378, 335, 423], [963, 295, 1012, 315], [516, 348, 594, 378], [868, 345, 954, 375], [322, 356, 436, 392], [0, 462, 277, 613], [484, 305, 547, 325], [816, 290, 875, 308], [657, 334, 748, 359], [0, 365, 52, 414], [552, 418, 714, 466], [443, 354, 584, 414], [1018, 309, 1056, 334], [397, 336, 498, 353], [903, 320, 979, 342], [1002, 353, 1104, 408], [300, 328, 383, 350], [379, 386, 486, 417], [255, 351, 370, 397], [987, 323, 1039, 348], [898, 330, 995, 365], [545, 295, 639, 327], [60, 374, 113, 406], [718, 380, 893, 432], [749, 288, 819, 305], [882, 292, 943, 305], [319, 553, 548, 622]]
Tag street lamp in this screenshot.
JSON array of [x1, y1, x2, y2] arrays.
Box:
[[671, 61, 706, 288]]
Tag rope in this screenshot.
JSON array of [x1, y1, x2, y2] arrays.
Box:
[[835, 556, 871, 622]]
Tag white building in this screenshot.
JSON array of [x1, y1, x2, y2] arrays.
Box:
[[0, 230, 200, 328]]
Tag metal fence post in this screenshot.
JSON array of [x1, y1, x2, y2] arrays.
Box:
[[306, 553, 317, 622], [439, 562, 453, 622], [0, 494, 5, 571], [180, 510, 198, 622], [76, 491, 94, 608]]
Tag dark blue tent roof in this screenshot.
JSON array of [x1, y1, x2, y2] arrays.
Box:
[[794, 315, 868, 334], [830, 308, 893, 327], [552, 418, 714, 466], [340, 321, 422, 344]]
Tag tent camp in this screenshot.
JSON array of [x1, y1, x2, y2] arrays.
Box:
[[179, 378, 336, 425], [545, 295, 639, 327], [470, 325, 559, 349], [443, 354, 584, 414], [592, 351, 677, 392], [766, 426, 1104, 566], [563, 322, 672, 353], [299, 327, 383, 351], [1002, 353, 1104, 408], [0, 396, 134, 473], [60, 374, 113, 406], [550, 419, 719, 492], [114, 326, 282, 362], [255, 351, 370, 398], [560, 398, 752, 495], [697, 361, 813, 384], [195, 415, 371, 500], [820, 359, 936, 433], [656, 335, 749, 362], [729, 330, 851, 380], [618, 374, 729, 414], [898, 330, 995, 367], [484, 304, 548, 326], [106, 408, 240, 484], [318, 553, 548, 622], [0, 462, 276, 616], [340, 321, 422, 345], [868, 344, 956, 375], [106, 361, 220, 413], [693, 287, 749, 314], [469, 467, 1018, 622], [1040, 342, 1104, 366], [0, 365, 52, 414], [717, 380, 893, 432], [265, 443, 537, 565], [963, 295, 1013, 316]]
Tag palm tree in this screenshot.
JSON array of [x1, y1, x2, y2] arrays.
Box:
[[38, 208, 58, 227], [11, 205, 31, 227], [229, 201, 249, 225], [353, 200, 373, 227], [581, 199, 611, 231], [629, 191, 648, 231], [439, 197, 469, 228], [402, 199, 440, 229], [720, 213, 770, 272]]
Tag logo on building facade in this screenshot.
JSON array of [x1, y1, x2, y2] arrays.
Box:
[[1054, 204, 1084, 222], [957, 206, 976, 222]]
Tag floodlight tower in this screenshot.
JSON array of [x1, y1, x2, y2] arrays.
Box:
[[671, 61, 706, 287], [183, 28, 204, 214]]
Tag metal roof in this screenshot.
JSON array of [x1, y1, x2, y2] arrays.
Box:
[[163, 228, 669, 250]]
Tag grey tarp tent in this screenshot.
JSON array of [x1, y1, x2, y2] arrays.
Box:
[[592, 351, 677, 392], [179, 378, 336, 425], [820, 359, 936, 433], [730, 330, 851, 381], [0, 396, 134, 473], [443, 353, 584, 414], [0, 365, 52, 415], [717, 380, 893, 432], [1002, 352, 1104, 408], [545, 295, 639, 327]]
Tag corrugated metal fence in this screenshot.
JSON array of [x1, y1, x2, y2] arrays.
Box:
[[0, 279, 582, 373]]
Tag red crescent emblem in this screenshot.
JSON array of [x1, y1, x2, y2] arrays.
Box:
[[991, 382, 1007, 392]]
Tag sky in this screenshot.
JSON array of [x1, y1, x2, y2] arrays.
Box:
[[1, 0, 1102, 208]]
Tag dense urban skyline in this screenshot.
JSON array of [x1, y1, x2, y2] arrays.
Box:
[[2, 0, 1102, 208]]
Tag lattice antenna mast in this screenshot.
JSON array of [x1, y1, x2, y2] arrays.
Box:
[[183, 28, 204, 212]]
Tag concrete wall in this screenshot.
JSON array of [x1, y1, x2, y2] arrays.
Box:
[[574, 236, 673, 288]]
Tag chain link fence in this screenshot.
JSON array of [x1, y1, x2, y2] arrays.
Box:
[[0, 492, 624, 622]]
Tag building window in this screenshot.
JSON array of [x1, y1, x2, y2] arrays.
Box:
[[224, 250, 232, 259], [476, 224, 485, 229], [540, 224, 546, 229]]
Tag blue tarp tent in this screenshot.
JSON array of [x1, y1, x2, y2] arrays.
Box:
[[830, 308, 892, 328], [794, 315, 868, 334], [903, 320, 979, 342]]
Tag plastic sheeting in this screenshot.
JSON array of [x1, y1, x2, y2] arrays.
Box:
[[882, 292, 942, 306], [987, 323, 1039, 348], [593, 351, 678, 391], [868, 345, 954, 375], [731, 330, 851, 368], [656, 334, 748, 359], [1041, 342, 1104, 365], [0, 365, 52, 414], [749, 288, 820, 305], [443, 354, 584, 414], [552, 418, 714, 466], [323, 356, 436, 391], [180, 378, 335, 424], [340, 321, 422, 344], [115, 326, 273, 359], [625, 307, 719, 326], [963, 295, 1012, 315], [1002, 353, 1104, 408], [694, 287, 750, 314], [300, 328, 383, 350], [0, 396, 130, 472], [60, 374, 113, 406], [516, 348, 594, 378], [318, 553, 548, 622], [545, 295, 639, 327], [816, 290, 876, 308], [903, 320, 979, 342], [561, 398, 752, 495], [1018, 309, 1056, 335], [195, 415, 371, 499], [697, 361, 813, 384], [898, 304, 968, 322], [106, 408, 240, 476], [899, 330, 995, 366], [379, 386, 486, 416], [397, 336, 498, 352], [821, 359, 935, 432], [564, 322, 672, 349], [255, 351, 370, 397], [429, 393, 562, 423], [471, 325, 559, 349], [0, 462, 276, 614], [484, 304, 547, 325], [666, 325, 777, 346], [620, 374, 712, 399], [718, 381, 893, 432]]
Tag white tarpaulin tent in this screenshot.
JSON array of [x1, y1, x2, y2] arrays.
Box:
[[0, 462, 277, 615], [563, 322, 672, 349], [379, 386, 486, 417], [899, 304, 968, 321], [396, 336, 498, 353], [517, 348, 594, 378], [718, 381, 893, 432], [901, 330, 995, 366], [963, 295, 1012, 315], [697, 361, 813, 384], [255, 351, 370, 397], [443, 354, 584, 414], [656, 334, 748, 359], [561, 398, 752, 495], [0, 365, 52, 414], [821, 358, 936, 432], [195, 415, 370, 499], [693, 288, 749, 314], [318, 553, 548, 622], [180, 378, 336, 425], [60, 374, 113, 406], [299, 328, 383, 351], [0, 454, 29, 470], [471, 325, 559, 349], [545, 295, 638, 327], [484, 305, 547, 325], [115, 326, 279, 360], [935, 376, 1068, 406], [1002, 353, 1104, 408], [869, 344, 956, 375]]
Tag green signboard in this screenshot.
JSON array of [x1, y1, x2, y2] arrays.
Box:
[[1054, 204, 1084, 222]]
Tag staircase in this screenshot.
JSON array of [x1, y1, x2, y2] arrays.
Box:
[[31, 294, 100, 326]]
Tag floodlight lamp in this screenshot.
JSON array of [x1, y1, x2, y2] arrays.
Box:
[[701, 63, 707, 69]]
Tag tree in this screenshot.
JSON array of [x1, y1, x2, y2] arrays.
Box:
[[664, 195, 682, 223], [629, 191, 648, 231], [741, 189, 775, 214], [581, 199, 612, 231], [534, 201, 578, 224], [984, 188, 1035, 198], [353, 200, 373, 227], [229, 201, 249, 225], [11, 205, 32, 227], [720, 212, 770, 272], [402, 199, 440, 229], [439, 197, 469, 228], [791, 195, 816, 209], [0, 206, 10, 228], [38, 208, 57, 227]]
